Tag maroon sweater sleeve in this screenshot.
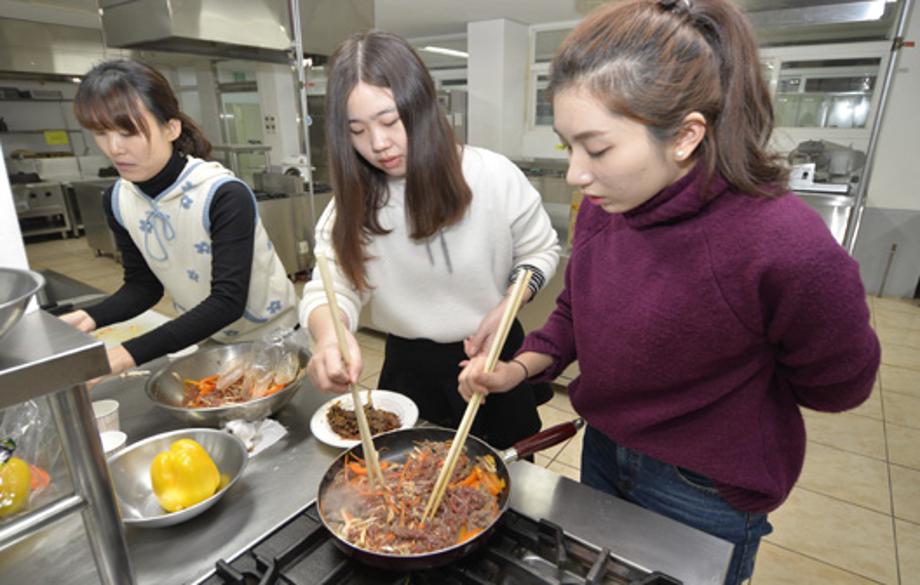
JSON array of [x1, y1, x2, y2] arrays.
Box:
[[760, 242, 879, 412], [710, 196, 880, 413]]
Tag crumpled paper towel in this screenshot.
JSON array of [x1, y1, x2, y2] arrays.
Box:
[[223, 418, 287, 457]]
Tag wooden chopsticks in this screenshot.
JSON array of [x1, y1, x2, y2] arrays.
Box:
[[315, 255, 385, 487], [421, 269, 533, 523]]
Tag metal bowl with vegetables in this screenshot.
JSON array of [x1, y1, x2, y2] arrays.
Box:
[[107, 428, 247, 528], [145, 340, 309, 426]]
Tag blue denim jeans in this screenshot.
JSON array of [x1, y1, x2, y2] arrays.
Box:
[[580, 426, 772, 585]]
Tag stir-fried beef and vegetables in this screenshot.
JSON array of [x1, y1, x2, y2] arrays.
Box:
[[181, 348, 300, 408], [321, 440, 505, 554], [327, 402, 401, 440]]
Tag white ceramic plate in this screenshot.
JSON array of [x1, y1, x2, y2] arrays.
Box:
[[310, 389, 419, 449]]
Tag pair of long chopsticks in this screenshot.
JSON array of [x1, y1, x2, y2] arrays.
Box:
[[421, 269, 533, 522], [315, 255, 385, 488]]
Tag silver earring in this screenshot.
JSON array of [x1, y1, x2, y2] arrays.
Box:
[[676, 150, 685, 159]]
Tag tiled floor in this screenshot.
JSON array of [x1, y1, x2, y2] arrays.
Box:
[[25, 236, 920, 584]]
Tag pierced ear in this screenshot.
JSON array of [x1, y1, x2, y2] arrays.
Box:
[[674, 112, 706, 161]]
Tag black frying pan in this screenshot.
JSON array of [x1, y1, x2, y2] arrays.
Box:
[[316, 419, 583, 571]]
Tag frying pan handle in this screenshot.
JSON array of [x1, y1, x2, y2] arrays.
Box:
[[502, 418, 584, 463]]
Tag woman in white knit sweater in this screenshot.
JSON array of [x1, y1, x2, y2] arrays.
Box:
[[300, 30, 560, 449]]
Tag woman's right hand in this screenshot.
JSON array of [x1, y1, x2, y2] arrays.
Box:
[[60, 310, 96, 333], [306, 330, 363, 394], [457, 355, 525, 402]]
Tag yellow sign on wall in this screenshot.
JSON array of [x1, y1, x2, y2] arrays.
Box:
[[43, 130, 69, 146]]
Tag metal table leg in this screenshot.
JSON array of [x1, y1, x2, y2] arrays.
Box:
[[48, 385, 136, 585]]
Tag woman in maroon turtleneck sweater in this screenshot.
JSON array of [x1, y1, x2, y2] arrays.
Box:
[[458, 1, 880, 584]]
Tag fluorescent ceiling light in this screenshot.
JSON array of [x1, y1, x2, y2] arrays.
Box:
[[420, 46, 469, 59]]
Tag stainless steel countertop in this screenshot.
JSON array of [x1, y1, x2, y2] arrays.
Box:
[[1, 361, 730, 585], [509, 464, 731, 584]]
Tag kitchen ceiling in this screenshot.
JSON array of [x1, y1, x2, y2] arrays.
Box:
[[374, 0, 897, 40], [0, 0, 898, 46]]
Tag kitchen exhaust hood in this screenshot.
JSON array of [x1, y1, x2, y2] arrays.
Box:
[[101, 0, 291, 62], [100, 0, 373, 62]]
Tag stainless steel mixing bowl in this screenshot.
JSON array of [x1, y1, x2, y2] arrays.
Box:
[[106, 428, 248, 528], [0, 268, 45, 340], [144, 341, 309, 426]]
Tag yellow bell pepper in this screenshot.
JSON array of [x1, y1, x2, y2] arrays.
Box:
[[1, 438, 32, 518], [150, 438, 220, 513]]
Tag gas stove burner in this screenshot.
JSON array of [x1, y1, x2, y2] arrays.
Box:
[[201, 503, 682, 585]]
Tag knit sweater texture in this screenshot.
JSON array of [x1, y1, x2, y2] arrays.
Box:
[[520, 166, 880, 513]]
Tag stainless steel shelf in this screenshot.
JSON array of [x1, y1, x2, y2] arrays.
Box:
[[0, 311, 108, 408]]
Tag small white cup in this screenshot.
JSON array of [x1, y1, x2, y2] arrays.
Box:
[[92, 399, 120, 432], [100, 430, 127, 457]]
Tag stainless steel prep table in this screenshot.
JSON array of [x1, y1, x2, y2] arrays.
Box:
[[3, 364, 731, 585]]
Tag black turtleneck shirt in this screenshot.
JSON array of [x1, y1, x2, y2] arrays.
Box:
[[84, 149, 256, 365]]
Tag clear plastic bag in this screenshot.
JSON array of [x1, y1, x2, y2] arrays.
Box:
[[0, 398, 67, 521], [213, 327, 308, 401]]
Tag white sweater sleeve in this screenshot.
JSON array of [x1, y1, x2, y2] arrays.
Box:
[[298, 200, 365, 333], [502, 158, 561, 293]]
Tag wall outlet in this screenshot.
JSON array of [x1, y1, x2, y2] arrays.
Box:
[[297, 240, 310, 255]]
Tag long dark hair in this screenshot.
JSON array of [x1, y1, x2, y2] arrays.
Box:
[[74, 59, 211, 159], [550, 0, 787, 198], [326, 30, 472, 292]]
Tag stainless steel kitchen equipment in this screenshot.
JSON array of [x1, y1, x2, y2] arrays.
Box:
[[107, 428, 248, 528], [71, 178, 119, 259], [144, 342, 310, 426], [34, 269, 107, 316], [11, 181, 71, 238], [253, 171, 332, 275], [793, 185, 854, 245], [787, 140, 867, 184], [0, 268, 44, 340], [211, 144, 272, 183], [789, 162, 856, 245], [1, 353, 731, 585], [202, 498, 687, 584], [0, 311, 131, 584]]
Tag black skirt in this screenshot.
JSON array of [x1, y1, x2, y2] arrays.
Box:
[[376, 320, 550, 450]]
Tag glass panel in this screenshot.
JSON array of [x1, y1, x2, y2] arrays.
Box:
[[805, 76, 875, 93], [219, 91, 266, 184], [774, 57, 880, 128], [534, 74, 553, 126], [778, 76, 802, 93], [797, 95, 826, 127], [774, 94, 800, 127], [534, 28, 573, 63]]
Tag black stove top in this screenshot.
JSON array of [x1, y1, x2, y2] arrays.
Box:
[[199, 503, 681, 585]]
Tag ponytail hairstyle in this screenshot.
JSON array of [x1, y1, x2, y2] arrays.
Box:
[[74, 59, 211, 159], [550, 0, 787, 198], [325, 30, 472, 292]]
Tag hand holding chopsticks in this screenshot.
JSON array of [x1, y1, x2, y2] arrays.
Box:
[[315, 255, 386, 488], [421, 269, 533, 522]]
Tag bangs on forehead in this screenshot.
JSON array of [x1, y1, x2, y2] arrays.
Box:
[[74, 81, 150, 137]]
